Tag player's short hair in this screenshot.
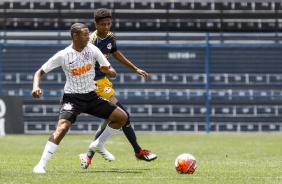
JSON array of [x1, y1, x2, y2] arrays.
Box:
[[70, 23, 87, 38], [94, 8, 112, 22]]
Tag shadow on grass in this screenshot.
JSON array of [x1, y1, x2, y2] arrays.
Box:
[[88, 168, 151, 174]]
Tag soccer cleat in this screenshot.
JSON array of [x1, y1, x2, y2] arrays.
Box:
[[135, 149, 157, 162], [33, 165, 46, 174], [79, 153, 91, 169], [89, 142, 115, 161]]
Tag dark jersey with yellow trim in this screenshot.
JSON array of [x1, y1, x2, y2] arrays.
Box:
[[89, 30, 118, 80]]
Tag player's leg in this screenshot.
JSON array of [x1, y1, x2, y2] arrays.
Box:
[[86, 93, 127, 161], [33, 113, 75, 173], [90, 96, 118, 143], [99, 79, 156, 160], [86, 96, 157, 161], [80, 78, 115, 168], [115, 100, 157, 161], [80, 120, 108, 169], [80, 77, 156, 169], [84, 120, 108, 156], [34, 94, 80, 173]]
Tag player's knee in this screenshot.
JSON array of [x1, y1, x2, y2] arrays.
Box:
[[123, 109, 130, 119], [120, 111, 128, 126], [109, 108, 127, 126], [123, 111, 130, 126], [118, 108, 128, 126], [57, 119, 71, 134], [119, 109, 129, 124]]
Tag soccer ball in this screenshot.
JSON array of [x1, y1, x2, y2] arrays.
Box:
[[175, 153, 197, 174]]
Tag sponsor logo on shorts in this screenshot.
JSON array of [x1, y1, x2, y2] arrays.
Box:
[[63, 102, 73, 111]]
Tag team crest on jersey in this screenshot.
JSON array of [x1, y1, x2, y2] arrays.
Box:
[[104, 87, 112, 93], [82, 52, 91, 60], [63, 102, 73, 111], [107, 43, 112, 50]]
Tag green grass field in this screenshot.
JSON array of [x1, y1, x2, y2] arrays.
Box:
[[0, 133, 282, 184]]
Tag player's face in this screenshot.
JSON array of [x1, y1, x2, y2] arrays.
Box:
[[78, 28, 90, 47], [95, 18, 111, 37]]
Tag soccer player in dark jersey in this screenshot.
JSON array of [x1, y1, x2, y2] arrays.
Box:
[[79, 8, 157, 169]]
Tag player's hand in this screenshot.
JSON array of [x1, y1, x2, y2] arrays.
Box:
[[32, 87, 42, 99], [136, 68, 149, 80]]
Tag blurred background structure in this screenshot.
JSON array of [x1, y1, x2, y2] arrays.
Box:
[[1, 0, 282, 32], [1, 0, 282, 134]]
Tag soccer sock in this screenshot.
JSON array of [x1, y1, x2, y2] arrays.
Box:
[[93, 124, 119, 147], [87, 119, 111, 158], [94, 129, 103, 140], [37, 141, 58, 168], [94, 119, 110, 141], [87, 128, 105, 158], [117, 102, 141, 154]]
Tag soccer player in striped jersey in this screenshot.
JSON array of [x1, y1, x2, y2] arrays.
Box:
[[79, 8, 157, 169], [32, 23, 127, 174]]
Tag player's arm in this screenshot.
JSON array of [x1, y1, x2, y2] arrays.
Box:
[[93, 44, 116, 78], [112, 51, 149, 80], [100, 65, 116, 78], [32, 68, 46, 99], [32, 51, 63, 99]]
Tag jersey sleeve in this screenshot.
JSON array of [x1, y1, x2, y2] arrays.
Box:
[[41, 50, 64, 73], [90, 44, 111, 66]]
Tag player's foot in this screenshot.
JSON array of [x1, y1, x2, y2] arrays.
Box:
[[79, 153, 91, 169], [89, 142, 115, 161], [33, 165, 46, 174], [135, 149, 157, 162]]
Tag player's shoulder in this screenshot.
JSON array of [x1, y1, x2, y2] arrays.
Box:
[[87, 43, 99, 52], [107, 31, 116, 38], [90, 31, 97, 38], [87, 42, 95, 48], [89, 31, 98, 44], [55, 46, 71, 56]]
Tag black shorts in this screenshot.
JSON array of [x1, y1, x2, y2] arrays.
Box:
[[59, 91, 117, 124]]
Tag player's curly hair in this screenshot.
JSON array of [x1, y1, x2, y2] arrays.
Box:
[[94, 8, 112, 22], [70, 23, 87, 38]]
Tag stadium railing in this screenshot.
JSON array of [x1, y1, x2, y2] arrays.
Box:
[[1, 31, 282, 133]]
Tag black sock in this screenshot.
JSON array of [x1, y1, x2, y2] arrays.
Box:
[[117, 101, 141, 154]]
